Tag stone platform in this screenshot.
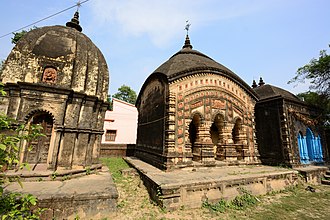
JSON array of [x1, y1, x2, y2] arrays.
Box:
[[4, 166, 118, 219], [125, 157, 299, 210], [294, 165, 329, 184]]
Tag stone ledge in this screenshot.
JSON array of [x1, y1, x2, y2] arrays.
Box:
[[3, 164, 103, 182], [125, 156, 299, 210], [4, 167, 118, 219], [295, 165, 329, 185]]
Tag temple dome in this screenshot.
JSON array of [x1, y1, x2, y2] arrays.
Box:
[[1, 25, 109, 101], [153, 36, 257, 99]]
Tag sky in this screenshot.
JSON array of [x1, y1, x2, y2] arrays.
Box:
[[0, 0, 329, 96]]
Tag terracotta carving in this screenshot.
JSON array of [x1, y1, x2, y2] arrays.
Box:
[[42, 67, 57, 83]]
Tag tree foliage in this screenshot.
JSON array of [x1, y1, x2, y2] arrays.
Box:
[[0, 83, 45, 219], [289, 44, 330, 98], [11, 27, 37, 45], [112, 85, 137, 105], [297, 91, 330, 128], [11, 30, 28, 45]]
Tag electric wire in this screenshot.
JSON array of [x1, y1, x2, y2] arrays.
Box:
[[0, 0, 90, 39]]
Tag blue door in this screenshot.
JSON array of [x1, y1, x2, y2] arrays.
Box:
[[298, 132, 309, 164], [306, 128, 315, 161], [315, 135, 324, 162], [300, 128, 324, 163]]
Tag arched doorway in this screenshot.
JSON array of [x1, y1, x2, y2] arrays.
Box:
[[189, 114, 201, 161], [232, 118, 242, 144], [297, 131, 309, 164], [210, 114, 224, 158], [306, 128, 315, 161], [24, 112, 54, 165]]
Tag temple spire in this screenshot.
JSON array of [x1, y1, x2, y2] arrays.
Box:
[[66, 10, 82, 32], [183, 20, 192, 49], [258, 77, 265, 86], [252, 80, 257, 88]]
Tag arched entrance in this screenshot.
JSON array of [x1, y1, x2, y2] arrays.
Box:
[[298, 131, 309, 164], [232, 118, 242, 144], [306, 128, 324, 162], [315, 135, 324, 162], [306, 128, 315, 161], [210, 114, 224, 158], [189, 114, 201, 162], [298, 128, 323, 164], [24, 112, 54, 165]]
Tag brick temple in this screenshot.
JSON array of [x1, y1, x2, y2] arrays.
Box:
[[135, 35, 261, 170]]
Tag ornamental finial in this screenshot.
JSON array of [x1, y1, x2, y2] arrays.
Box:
[[185, 20, 191, 35]]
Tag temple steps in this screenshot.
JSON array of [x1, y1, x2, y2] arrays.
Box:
[[321, 170, 330, 185]]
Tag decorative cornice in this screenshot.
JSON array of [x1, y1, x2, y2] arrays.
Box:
[[288, 108, 318, 126]]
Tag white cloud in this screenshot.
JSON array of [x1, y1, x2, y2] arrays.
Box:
[[89, 0, 279, 48]]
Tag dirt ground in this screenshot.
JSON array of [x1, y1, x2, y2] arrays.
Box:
[[108, 170, 330, 220], [110, 171, 224, 220]]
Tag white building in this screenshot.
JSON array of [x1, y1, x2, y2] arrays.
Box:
[[101, 98, 138, 156]]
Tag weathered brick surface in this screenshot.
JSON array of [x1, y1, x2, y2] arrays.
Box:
[[5, 168, 118, 220], [126, 157, 301, 210], [136, 38, 260, 171], [0, 25, 109, 171]]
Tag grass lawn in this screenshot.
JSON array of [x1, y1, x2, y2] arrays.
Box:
[[101, 158, 330, 220]]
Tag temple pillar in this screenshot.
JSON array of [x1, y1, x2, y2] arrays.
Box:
[[216, 126, 225, 161], [184, 119, 193, 164], [196, 122, 215, 165], [223, 123, 237, 161], [238, 126, 248, 160]]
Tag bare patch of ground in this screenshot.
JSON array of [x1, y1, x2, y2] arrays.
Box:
[[102, 158, 330, 220]]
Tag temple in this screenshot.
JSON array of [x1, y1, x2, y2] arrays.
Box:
[[254, 78, 327, 166], [135, 35, 260, 170], [0, 12, 109, 171]]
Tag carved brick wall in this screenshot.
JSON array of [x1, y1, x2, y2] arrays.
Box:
[[163, 73, 259, 169], [2, 82, 107, 171]]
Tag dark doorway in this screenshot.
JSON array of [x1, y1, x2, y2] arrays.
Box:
[[210, 123, 219, 145], [210, 114, 224, 145], [210, 114, 224, 158], [189, 122, 197, 147], [189, 114, 201, 161], [232, 118, 242, 144]]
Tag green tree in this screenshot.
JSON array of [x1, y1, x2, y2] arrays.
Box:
[[11, 27, 37, 45], [0, 83, 44, 219], [112, 85, 137, 105], [297, 91, 330, 128], [107, 95, 113, 110], [289, 44, 330, 98], [11, 30, 28, 44]]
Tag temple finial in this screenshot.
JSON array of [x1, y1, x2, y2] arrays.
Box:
[[252, 80, 257, 88], [76, 1, 82, 11], [258, 77, 265, 86], [185, 20, 191, 35], [66, 2, 83, 32], [183, 20, 193, 49]]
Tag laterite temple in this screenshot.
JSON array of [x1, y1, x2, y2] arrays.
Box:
[[0, 12, 109, 171]]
